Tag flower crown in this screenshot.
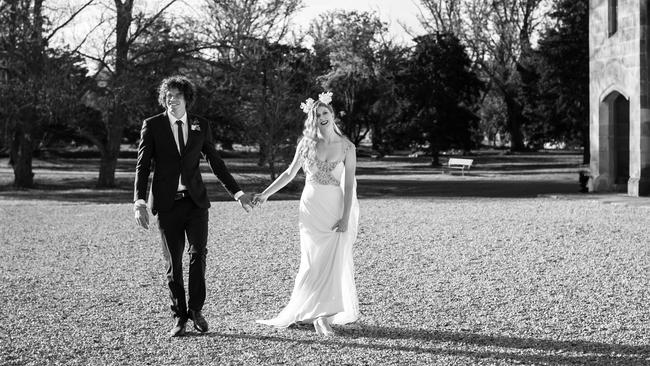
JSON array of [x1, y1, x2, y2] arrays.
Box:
[[300, 91, 333, 113]]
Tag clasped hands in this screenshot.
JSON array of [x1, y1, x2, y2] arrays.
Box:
[[133, 192, 260, 230], [243, 193, 348, 232], [250, 193, 347, 232], [135, 192, 347, 232], [237, 192, 268, 212]]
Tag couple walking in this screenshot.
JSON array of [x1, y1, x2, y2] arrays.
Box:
[[133, 76, 360, 337]]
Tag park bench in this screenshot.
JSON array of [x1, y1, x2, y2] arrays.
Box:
[[444, 158, 473, 176]]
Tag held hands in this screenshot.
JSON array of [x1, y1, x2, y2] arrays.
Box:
[[252, 193, 269, 207], [237, 193, 256, 213], [331, 218, 348, 233], [134, 203, 149, 229]]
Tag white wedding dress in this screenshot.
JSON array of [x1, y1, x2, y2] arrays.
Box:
[[257, 142, 360, 327]]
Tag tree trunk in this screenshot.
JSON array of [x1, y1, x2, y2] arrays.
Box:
[[268, 160, 276, 180], [429, 141, 440, 166], [266, 142, 277, 180], [258, 143, 267, 166], [430, 152, 440, 166], [97, 105, 125, 188], [10, 122, 34, 188], [97, 145, 119, 188], [95, 0, 133, 188], [9, 0, 43, 188], [503, 93, 525, 151], [221, 139, 234, 150]]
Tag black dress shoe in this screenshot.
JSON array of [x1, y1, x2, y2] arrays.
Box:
[[188, 309, 209, 333], [169, 317, 187, 337]]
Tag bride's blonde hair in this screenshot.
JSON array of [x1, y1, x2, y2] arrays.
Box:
[[299, 101, 344, 160]]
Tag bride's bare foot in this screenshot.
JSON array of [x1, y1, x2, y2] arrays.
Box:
[[314, 317, 334, 336]]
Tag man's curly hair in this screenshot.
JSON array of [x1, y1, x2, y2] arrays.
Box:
[[157, 75, 196, 110]]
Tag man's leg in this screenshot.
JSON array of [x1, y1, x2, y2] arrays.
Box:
[[186, 203, 209, 331], [157, 204, 189, 321]]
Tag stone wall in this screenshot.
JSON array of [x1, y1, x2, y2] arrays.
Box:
[[589, 0, 650, 195]]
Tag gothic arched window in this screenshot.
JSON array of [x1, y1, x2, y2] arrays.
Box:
[[608, 0, 618, 37]]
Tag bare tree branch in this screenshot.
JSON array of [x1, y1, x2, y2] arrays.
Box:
[[127, 0, 178, 47], [78, 50, 114, 74], [70, 17, 108, 54], [46, 0, 96, 42]]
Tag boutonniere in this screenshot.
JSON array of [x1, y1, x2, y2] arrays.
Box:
[[190, 119, 201, 132]]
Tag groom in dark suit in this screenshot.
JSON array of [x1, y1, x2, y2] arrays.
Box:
[[133, 75, 254, 337]]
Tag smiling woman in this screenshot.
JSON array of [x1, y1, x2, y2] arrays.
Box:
[[254, 91, 360, 336]]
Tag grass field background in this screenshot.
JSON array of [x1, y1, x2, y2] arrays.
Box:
[[0, 151, 649, 365]]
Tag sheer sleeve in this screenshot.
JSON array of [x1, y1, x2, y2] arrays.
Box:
[[343, 139, 356, 160]]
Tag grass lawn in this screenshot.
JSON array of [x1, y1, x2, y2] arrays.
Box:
[[0, 151, 648, 365]]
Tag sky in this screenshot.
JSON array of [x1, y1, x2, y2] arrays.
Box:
[[293, 0, 426, 44], [50, 0, 427, 52]]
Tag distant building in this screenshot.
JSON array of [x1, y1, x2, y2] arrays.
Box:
[[589, 0, 650, 196]]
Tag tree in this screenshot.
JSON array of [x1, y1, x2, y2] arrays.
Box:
[[0, 0, 94, 187], [310, 10, 392, 145], [0, 0, 44, 187], [367, 42, 410, 155], [478, 90, 508, 147], [401, 32, 483, 165], [236, 41, 319, 179], [42, 49, 102, 148], [418, 0, 551, 151], [82, 14, 202, 149], [533, 0, 589, 161], [199, 0, 308, 178], [200, 0, 302, 60], [78, 0, 183, 188]]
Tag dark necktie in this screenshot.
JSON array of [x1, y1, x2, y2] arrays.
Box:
[[176, 120, 186, 186], [176, 120, 185, 153]]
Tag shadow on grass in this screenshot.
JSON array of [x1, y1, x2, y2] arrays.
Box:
[[198, 325, 649, 365], [357, 179, 581, 198], [356, 163, 582, 175], [0, 152, 586, 202], [0, 178, 583, 203], [0, 177, 584, 203]]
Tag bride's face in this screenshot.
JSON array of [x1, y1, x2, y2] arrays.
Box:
[[315, 106, 334, 133]]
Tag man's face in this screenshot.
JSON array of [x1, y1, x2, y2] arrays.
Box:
[[165, 87, 186, 115]]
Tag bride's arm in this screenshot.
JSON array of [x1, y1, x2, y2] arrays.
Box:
[[256, 142, 303, 202], [341, 142, 357, 223]]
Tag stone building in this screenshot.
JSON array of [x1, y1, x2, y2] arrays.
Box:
[[589, 0, 650, 195]]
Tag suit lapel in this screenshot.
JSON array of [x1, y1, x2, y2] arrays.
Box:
[[183, 115, 199, 155]]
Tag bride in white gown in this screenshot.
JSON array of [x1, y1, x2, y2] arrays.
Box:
[[253, 92, 360, 336]]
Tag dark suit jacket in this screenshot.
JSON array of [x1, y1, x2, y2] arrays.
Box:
[[133, 112, 241, 214]]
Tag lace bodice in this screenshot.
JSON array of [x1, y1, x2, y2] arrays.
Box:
[[303, 158, 343, 186], [300, 139, 355, 186]]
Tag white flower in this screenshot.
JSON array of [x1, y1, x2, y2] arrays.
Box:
[[318, 91, 333, 105], [300, 98, 315, 113], [300, 92, 334, 114]]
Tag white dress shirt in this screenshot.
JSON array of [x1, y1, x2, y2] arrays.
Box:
[[168, 111, 189, 192]]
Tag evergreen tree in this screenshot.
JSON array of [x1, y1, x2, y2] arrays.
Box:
[[401, 32, 483, 165], [534, 0, 589, 160]]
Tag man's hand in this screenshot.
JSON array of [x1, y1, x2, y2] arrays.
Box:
[[237, 193, 255, 213], [134, 203, 149, 229]]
